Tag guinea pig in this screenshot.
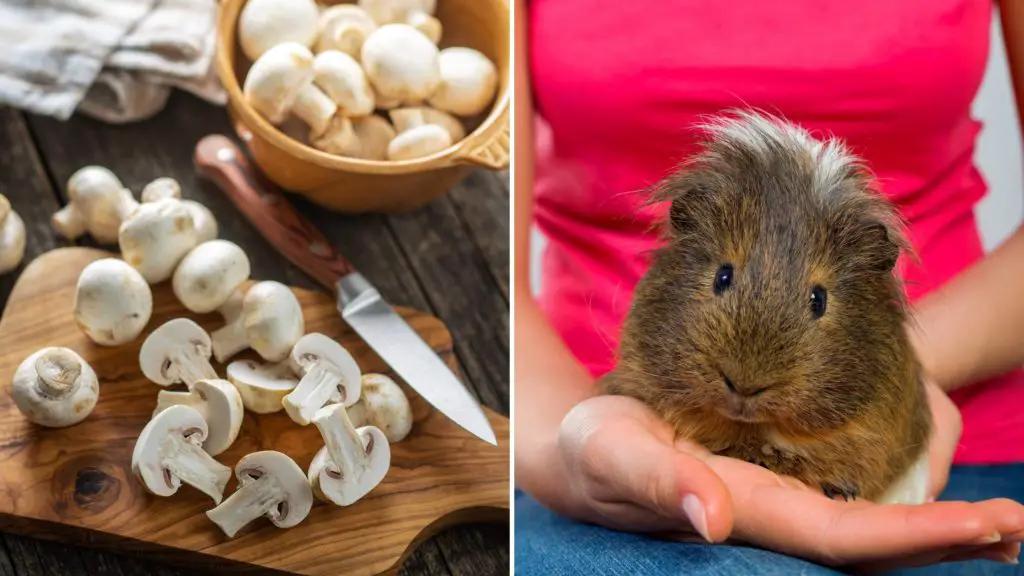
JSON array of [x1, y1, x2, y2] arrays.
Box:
[[601, 110, 932, 504]]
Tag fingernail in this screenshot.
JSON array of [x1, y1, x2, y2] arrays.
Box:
[[970, 532, 1002, 545], [682, 494, 711, 543], [1001, 554, 1020, 565]]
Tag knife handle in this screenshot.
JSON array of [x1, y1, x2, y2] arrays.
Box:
[[193, 134, 355, 291]]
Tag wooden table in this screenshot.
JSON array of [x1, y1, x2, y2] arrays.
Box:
[[0, 92, 510, 576]]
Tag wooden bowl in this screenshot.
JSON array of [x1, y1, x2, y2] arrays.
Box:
[[216, 0, 510, 213]]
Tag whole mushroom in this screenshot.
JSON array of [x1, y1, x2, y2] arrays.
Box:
[[428, 47, 499, 117], [206, 451, 313, 538], [172, 240, 251, 314], [238, 0, 320, 61], [390, 106, 465, 143], [282, 333, 361, 426], [310, 116, 362, 157], [387, 120, 451, 161], [307, 403, 391, 506], [348, 374, 413, 443], [315, 5, 378, 57], [153, 379, 244, 456], [118, 197, 197, 284], [140, 178, 218, 243], [210, 280, 304, 363], [227, 359, 299, 414], [359, 0, 441, 44], [350, 116, 398, 160], [244, 42, 337, 138], [313, 50, 375, 117], [12, 347, 98, 428], [139, 318, 218, 389], [360, 24, 440, 106], [0, 194, 25, 275], [73, 258, 153, 346], [52, 166, 138, 245]]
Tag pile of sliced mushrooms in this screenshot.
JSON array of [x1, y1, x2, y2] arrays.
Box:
[[239, 0, 499, 161], [11, 166, 413, 538]]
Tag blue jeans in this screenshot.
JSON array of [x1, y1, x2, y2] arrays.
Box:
[[515, 464, 1024, 576]]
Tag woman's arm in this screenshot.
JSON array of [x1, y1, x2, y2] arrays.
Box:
[[907, 4, 1024, 392], [512, 0, 599, 508]]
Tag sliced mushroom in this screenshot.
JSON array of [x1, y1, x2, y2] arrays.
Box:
[[282, 333, 361, 426], [206, 451, 313, 538], [140, 178, 218, 243], [244, 42, 337, 137], [428, 47, 499, 117], [153, 379, 244, 456], [358, 0, 441, 44], [0, 194, 26, 275], [238, 0, 320, 61], [307, 403, 391, 506], [210, 280, 304, 364], [348, 374, 413, 443], [131, 404, 232, 504], [52, 166, 138, 245], [12, 347, 99, 428], [226, 359, 299, 414], [390, 106, 465, 143], [351, 116, 397, 160], [315, 5, 378, 57], [313, 50, 375, 117], [118, 197, 198, 284], [360, 24, 440, 106], [139, 318, 218, 389], [73, 258, 153, 346], [172, 240, 251, 314]]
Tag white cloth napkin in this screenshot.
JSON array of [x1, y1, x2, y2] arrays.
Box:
[[0, 0, 225, 123]]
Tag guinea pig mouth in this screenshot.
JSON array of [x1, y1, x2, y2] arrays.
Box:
[[718, 395, 767, 424]]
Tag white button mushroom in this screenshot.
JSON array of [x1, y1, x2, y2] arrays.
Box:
[[358, 0, 441, 44], [315, 5, 378, 57], [118, 197, 198, 284], [12, 347, 98, 428], [360, 24, 440, 106], [0, 194, 25, 275], [226, 359, 299, 414], [348, 374, 413, 443], [140, 319, 218, 389], [282, 333, 361, 426], [351, 116, 398, 160], [309, 116, 363, 157], [427, 47, 499, 117], [73, 258, 153, 346], [206, 451, 313, 538], [51, 166, 139, 245], [210, 280, 304, 364], [172, 240, 251, 314], [238, 0, 320, 61], [131, 404, 232, 504], [153, 379, 244, 457], [140, 178, 218, 243], [390, 106, 465, 143], [243, 42, 337, 138], [387, 123, 451, 161], [313, 50, 375, 117], [307, 403, 390, 506]]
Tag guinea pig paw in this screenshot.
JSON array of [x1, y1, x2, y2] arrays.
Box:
[[821, 482, 859, 502]]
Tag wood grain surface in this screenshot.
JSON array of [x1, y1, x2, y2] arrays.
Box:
[[0, 248, 509, 576]]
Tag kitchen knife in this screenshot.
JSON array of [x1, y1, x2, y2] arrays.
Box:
[[193, 134, 497, 446]]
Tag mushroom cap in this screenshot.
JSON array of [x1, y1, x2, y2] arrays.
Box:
[[386, 124, 451, 161], [118, 198, 197, 284], [226, 359, 299, 414], [240, 280, 305, 362], [172, 240, 251, 314], [309, 116, 363, 158], [61, 166, 137, 245], [354, 374, 413, 443], [351, 116, 397, 160], [155, 379, 244, 456], [139, 318, 213, 386], [73, 258, 153, 346], [427, 47, 498, 117], [67, 165, 125, 204], [290, 333, 362, 407], [140, 177, 181, 202], [313, 50, 375, 117], [0, 205, 25, 275], [183, 200, 218, 244], [360, 24, 440, 103], [315, 5, 378, 56], [238, 0, 320, 61], [12, 347, 99, 428], [243, 42, 318, 125], [390, 106, 465, 142], [234, 451, 313, 529], [358, 0, 437, 24], [131, 404, 209, 498]]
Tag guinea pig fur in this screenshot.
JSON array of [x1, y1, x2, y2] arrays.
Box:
[[601, 110, 932, 504]]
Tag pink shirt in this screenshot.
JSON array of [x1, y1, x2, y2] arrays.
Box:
[[529, 0, 1024, 464]]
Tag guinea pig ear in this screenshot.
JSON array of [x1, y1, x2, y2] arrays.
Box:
[[859, 214, 914, 274], [651, 167, 708, 234]]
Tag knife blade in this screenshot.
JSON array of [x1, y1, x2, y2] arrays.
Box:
[[193, 134, 497, 446]]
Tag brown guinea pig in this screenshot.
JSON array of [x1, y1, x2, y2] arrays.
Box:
[[601, 110, 932, 504]]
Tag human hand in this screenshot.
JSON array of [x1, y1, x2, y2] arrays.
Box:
[[922, 379, 962, 500], [560, 395, 1024, 572]]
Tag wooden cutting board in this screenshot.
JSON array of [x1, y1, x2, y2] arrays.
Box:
[[0, 248, 509, 575]]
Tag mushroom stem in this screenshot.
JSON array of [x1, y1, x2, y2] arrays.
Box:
[[51, 205, 87, 240], [210, 319, 249, 364], [293, 86, 337, 137], [33, 349, 82, 399], [171, 347, 218, 389], [206, 473, 284, 538], [283, 363, 343, 425], [162, 433, 231, 504], [313, 405, 369, 480]]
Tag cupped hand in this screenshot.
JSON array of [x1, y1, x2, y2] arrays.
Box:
[[559, 395, 1024, 572]]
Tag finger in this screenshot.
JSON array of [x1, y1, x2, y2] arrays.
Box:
[[855, 541, 1020, 574]]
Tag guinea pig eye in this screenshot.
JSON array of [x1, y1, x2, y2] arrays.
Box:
[[713, 264, 734, 295], [810, 285, 828, 318]]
